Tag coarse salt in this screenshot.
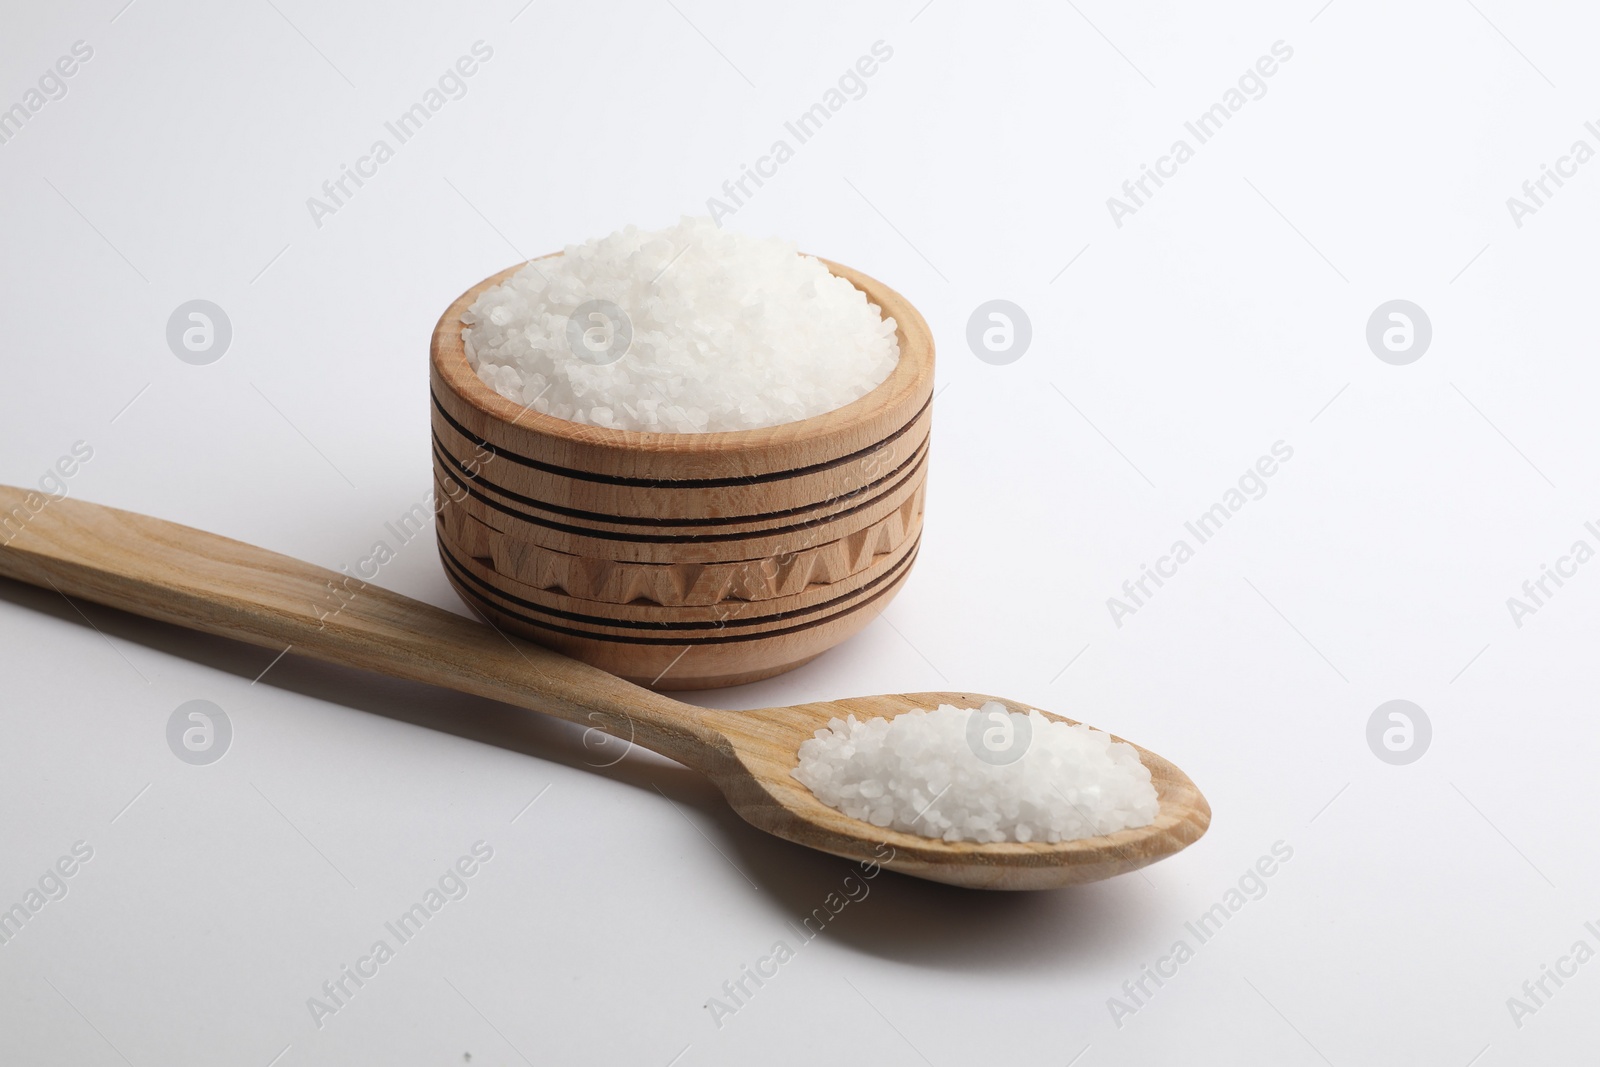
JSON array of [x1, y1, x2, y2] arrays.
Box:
[[461, 217, 900, 433], [792, 703, 1160, 844]]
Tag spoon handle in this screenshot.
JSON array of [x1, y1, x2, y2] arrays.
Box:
[[0, 486, 717, 767]]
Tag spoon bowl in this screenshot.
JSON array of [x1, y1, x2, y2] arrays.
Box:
[[701, 693, 1208, 889], [0, 487, 1209, 890]]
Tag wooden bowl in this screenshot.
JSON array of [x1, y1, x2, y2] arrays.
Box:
[[429, 257, 934, 690]]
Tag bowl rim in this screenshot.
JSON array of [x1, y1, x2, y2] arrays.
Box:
[[430, 253, 934, 458]]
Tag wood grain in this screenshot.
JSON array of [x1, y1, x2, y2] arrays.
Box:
[[430, 257, 934, 688], [437, 481, 924, 605], [0, 488, 1210, 890]]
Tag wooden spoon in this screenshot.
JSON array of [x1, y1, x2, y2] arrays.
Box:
[[0, 488, 1209, 890]]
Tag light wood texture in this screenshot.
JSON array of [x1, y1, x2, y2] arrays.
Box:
[[440, 482, 924, 605], [0, 489, 1210, 890], [430, 257, 934, 688]]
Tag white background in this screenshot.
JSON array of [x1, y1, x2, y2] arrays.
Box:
[[2, 1, 1598, 1063]]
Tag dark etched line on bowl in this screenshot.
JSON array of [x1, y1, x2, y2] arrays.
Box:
[[433, 446, 927, 545], [441, 548, 916, 648], [438, 537, 919, 640], [433, 430, 926, 529], [441, 524, 920, 615], [429, 388, 931, 489]]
